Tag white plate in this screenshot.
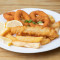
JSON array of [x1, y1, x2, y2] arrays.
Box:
[[0, 8, 60, 53]]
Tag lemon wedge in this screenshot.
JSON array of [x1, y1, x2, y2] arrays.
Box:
[[6, 20, 23, 27]]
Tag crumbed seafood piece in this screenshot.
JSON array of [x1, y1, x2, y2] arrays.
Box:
[[14, 10, 30, 26], [11, 26, 59, 39], [29, 10, 50, 27], [3, 12, 15, 21]]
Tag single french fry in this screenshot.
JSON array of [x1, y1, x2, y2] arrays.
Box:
[[16, 36, 43, 43], [48, 15, 55, 23], [40, 38, 50, 45], [50, 21, 60, 33], [5, 34, 17, 41], [0, 22, 10, 36], [0, 28, 10, 36], [12, 41, 40, 49], [0, 36, 12, 46]]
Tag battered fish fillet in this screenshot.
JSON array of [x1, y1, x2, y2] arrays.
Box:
[[11, 26, 59, 39]]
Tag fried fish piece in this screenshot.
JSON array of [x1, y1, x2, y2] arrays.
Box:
[[11, 26, 59, 39]]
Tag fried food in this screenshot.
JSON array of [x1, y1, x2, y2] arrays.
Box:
[[40, 38, 50, 45], [50, 21, 60, 33], [29, 10, 50, 27], [5, 34, 17, 41], [0, 28, 10, 36], [16, 36, 43, 43], [6, 20, 23, 28], [0, 22, 10, 36], [1, 9, 60, 49], [3, 12, 15, 21], [0, 36, 12, 46], [11, 26, 59, 39], [14, 10, 30, 26], [5, 34, 41, 48], [48, 15, 55, 23], [5, 34, 43, 43], [51, 21, 60, 28], [5, 33, 51, 45], [12, 41, 40, 49]]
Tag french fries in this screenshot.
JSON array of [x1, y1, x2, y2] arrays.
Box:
[[16, 36, 43, 43], [5, 34, 41, 48]]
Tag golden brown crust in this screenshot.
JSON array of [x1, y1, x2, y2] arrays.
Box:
[[10, 26, 59, 39], [3, 12, 15, 21], [14, 10, 30, 26], [29, 10, 50, 27]]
